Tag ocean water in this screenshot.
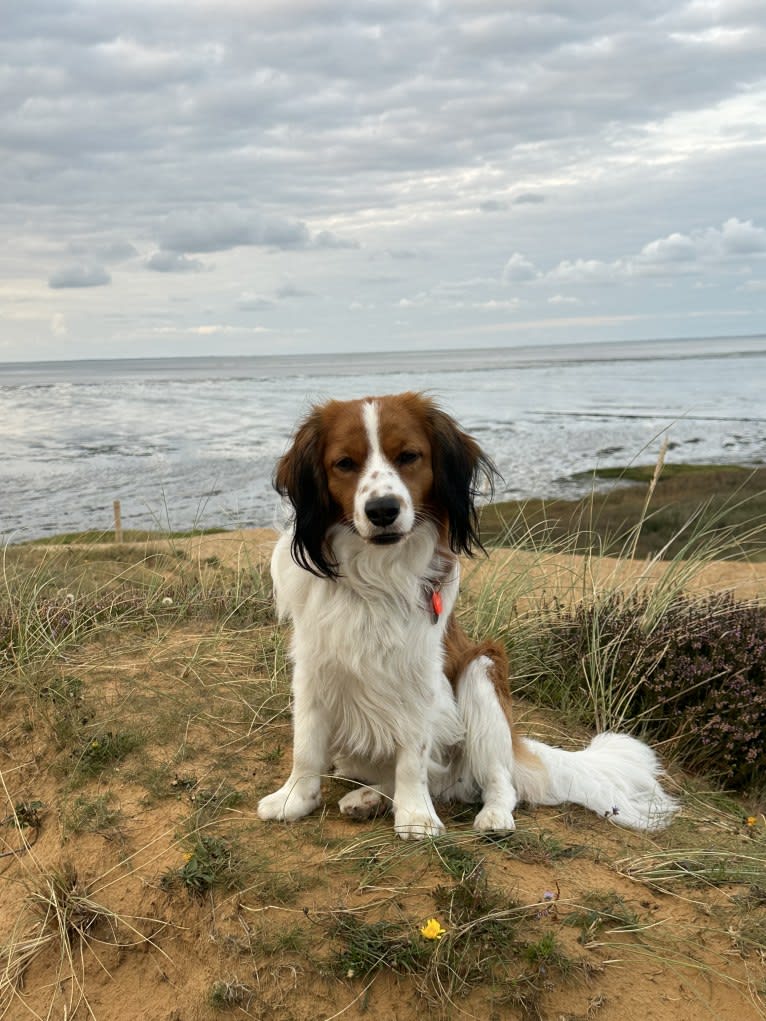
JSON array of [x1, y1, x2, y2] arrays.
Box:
[[1, 335, 764, 541]]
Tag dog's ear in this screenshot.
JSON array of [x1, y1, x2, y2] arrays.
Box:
[[426, 405, 498, 557], [274, 410, 339, 578]]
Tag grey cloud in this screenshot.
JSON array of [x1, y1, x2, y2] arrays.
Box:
[[98, 241, 139, 263], [313, 229, 360, 249], [238, 292, 276, 311], [5, 1, 762, 212], [513, 193, 546, 205], [67, 240, 138, 263], [158, 209, 312, 254], [2, 2, 765, 358], [48, 264, 111, 288], [718, 217, 766, 255], [3, 1, 764, 246], [145, 251, 205, 273], [503, 253, 538, 282], [275, 282, 313, 299], [385, 249, 422, 260]]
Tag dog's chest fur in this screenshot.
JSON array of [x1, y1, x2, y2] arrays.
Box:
[[271, 526, 463, 762]]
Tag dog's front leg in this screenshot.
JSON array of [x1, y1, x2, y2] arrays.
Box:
[[392, 741, 444, 840], [257, 677, 329, 823]]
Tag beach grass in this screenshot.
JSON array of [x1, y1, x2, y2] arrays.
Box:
[[1, 466, 766, 1019], [480, 463, 766, 561], [19, 526, 229, 546]]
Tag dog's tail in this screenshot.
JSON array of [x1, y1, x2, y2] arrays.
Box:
[[447, 626, 677, 833], [513, 731, 677, 832]]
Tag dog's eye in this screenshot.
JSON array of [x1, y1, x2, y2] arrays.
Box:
[[396, 450, 420, 466], [334, 456, 357, 472]]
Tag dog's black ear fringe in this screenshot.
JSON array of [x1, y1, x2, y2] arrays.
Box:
[[273, 411, 340, 579], [427, 405, 499, 558]]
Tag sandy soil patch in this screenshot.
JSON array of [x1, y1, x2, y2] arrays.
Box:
[[2, 529, 764, 1020]]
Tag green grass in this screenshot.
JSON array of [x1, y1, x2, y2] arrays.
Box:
[[208, 977, 254, 1010], [163, 834, 240, 897], [1, 539, 274, 672], [480, 463, 766, 560], [63, 794, 123, 836], [1, 468, 766, 1020], [616, 848, 766, 891], [562, 891, 641, 944], [71, 730, 142, 780], [21, 527, 229, 546]]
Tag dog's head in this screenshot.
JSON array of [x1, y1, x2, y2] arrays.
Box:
[[275, 392, 497, 578]]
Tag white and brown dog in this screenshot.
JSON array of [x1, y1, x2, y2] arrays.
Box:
[[257, 393, 676, 840]]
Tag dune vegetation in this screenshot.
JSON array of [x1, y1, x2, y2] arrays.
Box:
[[1, 463, 765, 1020]]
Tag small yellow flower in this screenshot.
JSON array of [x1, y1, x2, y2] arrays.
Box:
[[745, 816, 758, 828], [182, 851, 194, 862], [420, 918, 446, 940], [90, 740, 100, 749]]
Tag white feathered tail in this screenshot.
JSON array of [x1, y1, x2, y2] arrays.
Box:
[[514, 731, 677, 832]]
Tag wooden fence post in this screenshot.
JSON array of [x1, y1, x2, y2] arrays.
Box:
[[113, 500, 123, 543]]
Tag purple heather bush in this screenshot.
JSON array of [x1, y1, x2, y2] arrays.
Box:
[[515, 593, 766, 792]]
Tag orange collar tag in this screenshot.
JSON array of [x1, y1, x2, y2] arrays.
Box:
[[431, 590, 443, 619]]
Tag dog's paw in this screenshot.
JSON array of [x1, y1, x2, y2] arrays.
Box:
[[339, 786, 386, 821], [473, 804, 516, 833], [257, 782, 321, 822], [394, 807, 445, 841]]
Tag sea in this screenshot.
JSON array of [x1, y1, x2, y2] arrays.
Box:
[[1, 334, 764, 541]]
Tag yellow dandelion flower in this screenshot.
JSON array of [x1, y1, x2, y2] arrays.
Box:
[[420, 918, 446, 940], [745, 816, 758, 827], [182, 851, 194, 862]]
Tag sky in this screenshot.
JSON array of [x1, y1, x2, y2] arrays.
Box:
[[2, 0, 765, 362]]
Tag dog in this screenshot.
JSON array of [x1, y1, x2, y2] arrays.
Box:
[[257, 392, 676, 839]]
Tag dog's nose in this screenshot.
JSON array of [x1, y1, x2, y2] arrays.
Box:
[[365, 495, 400, 527]]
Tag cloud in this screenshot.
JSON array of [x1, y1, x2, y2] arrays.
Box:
[[48, 264, 111, 288], [479, 199, 509, 212], [513, 193, 545, 205], [634, 218, 766, 273], [2, 4, 765, 357], [100, 241, 139, 263], [503, 253, 538, 282], [157, 208, 312, 254], [67, 240, 138, 264], [547, 258, 622, 284], [145, 250, 205, 273], [507, 218, 766, 288], [153, 208, 357, 257], [638, 233, 698, 265], [718, 217, 766, 255], [275, 282, 313, 299], [238, 291, 276, 310], [313, 229, 359, 249], [385, 249, 422, 260]]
